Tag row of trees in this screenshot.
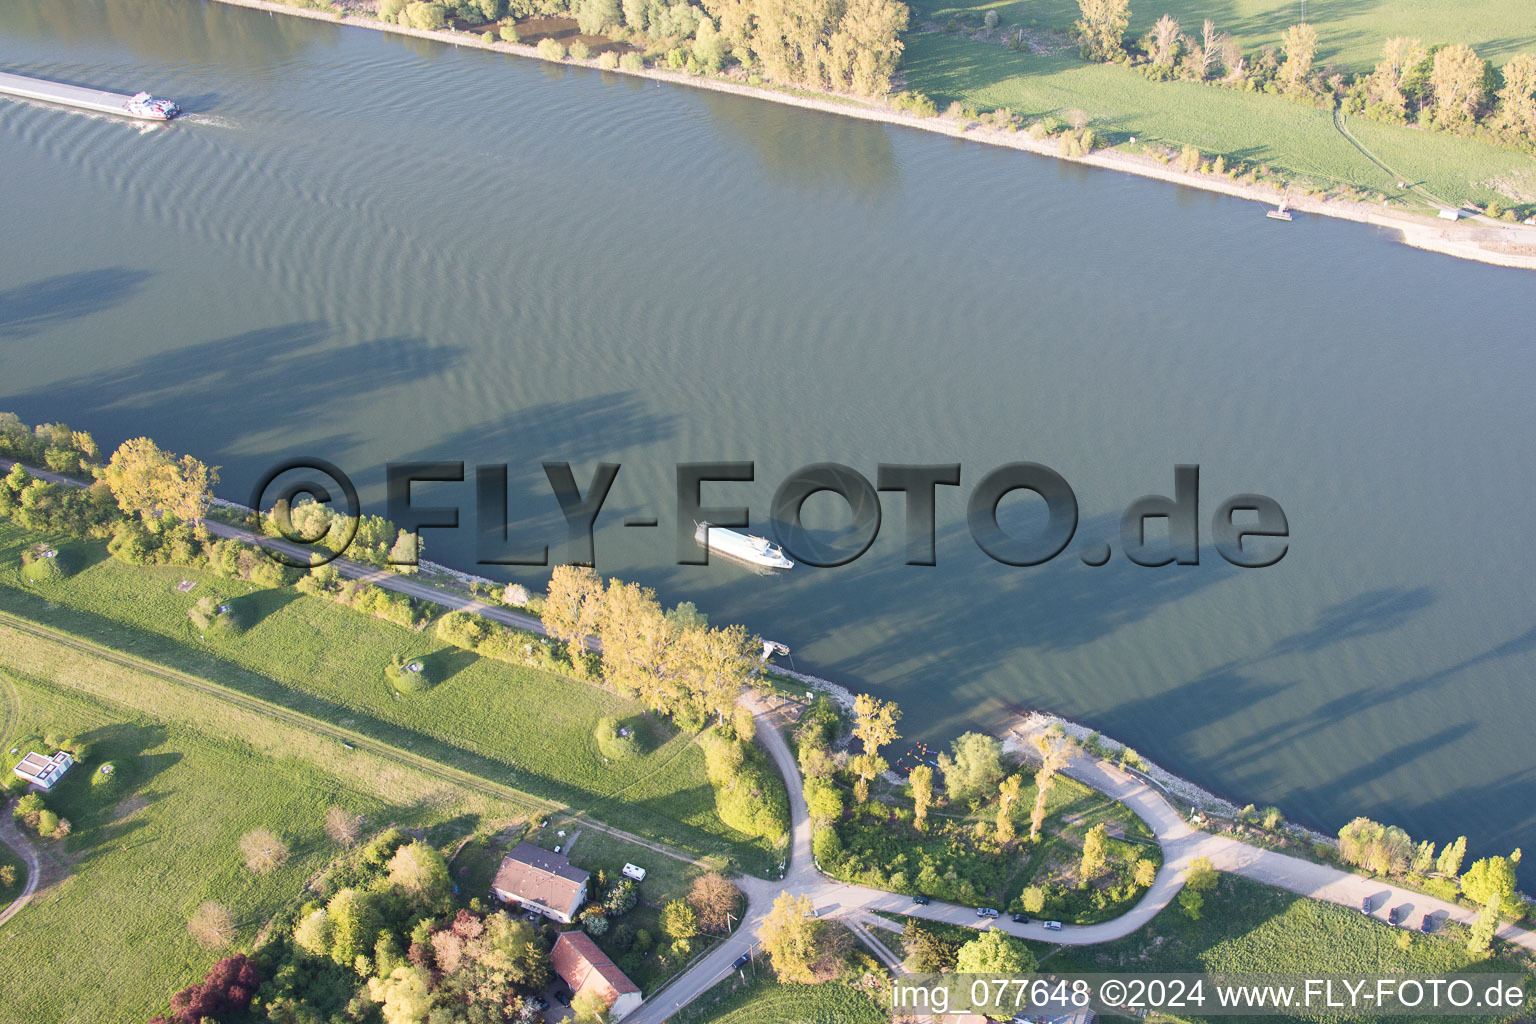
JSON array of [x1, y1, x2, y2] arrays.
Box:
[[542, 565, 760, 731], [1349, 39, 1536, 142], [0, 421, 314, 595], [378, 0, 909, 96], [1072, 0, 1536, 153], [1338, 817, 1525, 951], [265, 498, 421, 575], [0, 415, 102, 476]]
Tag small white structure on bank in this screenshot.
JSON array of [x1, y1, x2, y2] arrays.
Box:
[[13, 750, 73, 791]]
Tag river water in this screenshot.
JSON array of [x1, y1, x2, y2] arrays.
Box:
[[3, 0, 1533, 874]]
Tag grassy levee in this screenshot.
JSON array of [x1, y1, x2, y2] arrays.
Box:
[[0, 524, 777, 874], [913, 0, 1536, 72], [898, 32, 1536, 209], [0, 670, 498, 1024]]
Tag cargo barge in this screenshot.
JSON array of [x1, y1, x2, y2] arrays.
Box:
[[0, 71, 180, 120]]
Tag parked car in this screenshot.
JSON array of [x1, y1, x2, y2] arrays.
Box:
[[976, 907, 1000, 918], [912, 895, 930, 906], [1360, 896, 1373, 914], [732, 953, 751, 970], [555, 989, 573, 1007], [1043, 920, 1063, 931], [1388, 905, 1405, 925], [1421, 914, 1435, 933], [527, 996, 548, 1011], [1011, 912, 1030, 923]]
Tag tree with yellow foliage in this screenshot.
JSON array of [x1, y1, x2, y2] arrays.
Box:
[[103, 437, 218, 529]]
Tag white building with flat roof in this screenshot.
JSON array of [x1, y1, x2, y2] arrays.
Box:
[[13, 750, 73, 791]]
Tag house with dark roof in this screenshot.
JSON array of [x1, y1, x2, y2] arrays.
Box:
[[551, 930, 643, 1020], [12, 750, 72, 792], [490, 842, 589, 924]]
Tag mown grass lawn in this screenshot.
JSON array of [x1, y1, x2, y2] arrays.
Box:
[[1047, 873, 1535, 1023], [898, 32, 1534, 206], [0, 674, 397, 1024], [671, 974, 889, 1024], [912, 0, 1536, 71], [550, 818, 712, 904], [0, 523, 778, 872]]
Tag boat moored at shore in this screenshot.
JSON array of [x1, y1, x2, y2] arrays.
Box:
[[695, 522, 794, 570]]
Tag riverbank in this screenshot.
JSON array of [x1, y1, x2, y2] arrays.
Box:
[[207, 0, 1536, 271]]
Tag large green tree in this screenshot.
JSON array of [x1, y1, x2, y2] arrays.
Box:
[[1497, 54, 1536, 137], [937, 731, 1003, 806], [760, 891, 822, 983], [910, 764, 934, 831], [577, 0, 621, 32], [1461, 851, 1520, 907], [1430, 43, 1488, 126], [1278, 22, 1318, 91], [955, 928, 1036, 974], [1079, 822, 1108, 880], [103, 437, 218, 528], [1073, 0, 1129, 61]]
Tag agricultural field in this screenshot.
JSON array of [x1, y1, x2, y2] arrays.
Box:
[[912, 0, 1536, 71], [897, 26, 1535, 208], [0, 523, 779, 873], [0, 672, 429, 1024], [671, 975, 889, 1024], [1047, 873, 1536, 1023]]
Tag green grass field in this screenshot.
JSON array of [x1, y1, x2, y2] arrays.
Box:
[[0, 672, 422, 1024], [913, 0, 1536, 71], [899, 32, 1534, 208], [1047, 873, 1535, 1023], [897, 16, 1536, 211], [0, 523, 779, 872], [671, 975, 889, 1024]]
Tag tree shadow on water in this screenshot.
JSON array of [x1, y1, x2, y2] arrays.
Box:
[[0, 268, 153, 339], [0, 320, 465, 483]]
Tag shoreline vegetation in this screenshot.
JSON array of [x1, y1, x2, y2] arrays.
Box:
[[206, 0, 1536, 270]]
